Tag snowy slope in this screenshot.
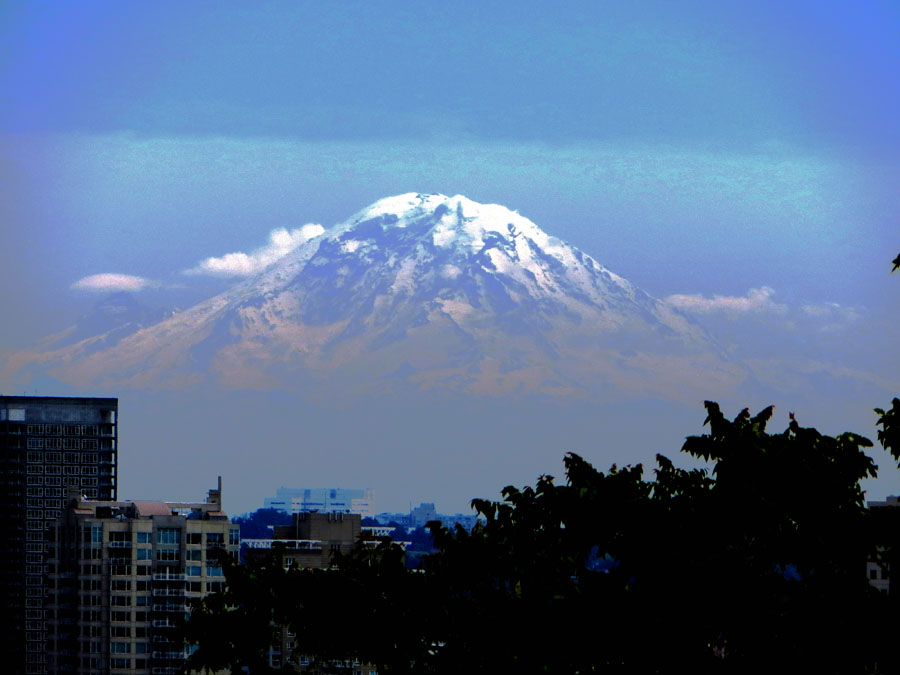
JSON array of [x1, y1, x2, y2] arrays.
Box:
[[0, 194, 739, 398]]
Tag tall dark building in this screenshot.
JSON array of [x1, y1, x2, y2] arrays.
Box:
[[0, 396, 118, 675]]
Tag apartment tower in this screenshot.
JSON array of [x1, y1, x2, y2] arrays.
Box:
[[47, 480, 239, 675], [0, 395, 118, 674]]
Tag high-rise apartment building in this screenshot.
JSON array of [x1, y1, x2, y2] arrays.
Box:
[[0, 396, 118, 674], [47, 480, 239, 675]]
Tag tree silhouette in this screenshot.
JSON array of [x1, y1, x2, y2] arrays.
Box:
[[181, 403, 889, 673]]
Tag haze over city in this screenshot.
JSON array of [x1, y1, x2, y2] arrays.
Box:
[[1, 1, 898, 515]]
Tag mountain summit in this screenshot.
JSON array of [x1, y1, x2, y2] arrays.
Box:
[[1, 194, 737, 398]]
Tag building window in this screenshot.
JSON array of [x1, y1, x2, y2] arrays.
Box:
[[156, 548, 180, 561], [157, 527, 180, 544], [137, 548, 152, 560], [136, 531, 152, 543], [83, 526, 103, 544], [186, 532, 202, 545], [229, 528, 240, 545], [206, 565, 224, 577]]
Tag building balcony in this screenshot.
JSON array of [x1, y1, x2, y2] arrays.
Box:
[[108, 541, 132, 549], [152, 572, 185, 581], [151, 588, 185, 597], [152, 604, 188, 613], [151, 651, 186, 660], [151, 620, 178, 629]]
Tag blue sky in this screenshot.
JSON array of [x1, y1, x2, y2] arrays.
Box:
[[1, 1, 898, 511]]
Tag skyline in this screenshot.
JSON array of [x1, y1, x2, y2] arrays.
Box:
[[1, 1, 898, 514]]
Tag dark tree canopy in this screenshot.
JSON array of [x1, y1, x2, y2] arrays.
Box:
[[232, 507, 292, 540], [181, 402, 897, 674]]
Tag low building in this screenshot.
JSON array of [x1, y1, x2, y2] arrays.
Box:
[[244, 511, 362, 570], [244, 512, 386, 672], [46, 479, 239, 675], [868, 496, 900, 594]]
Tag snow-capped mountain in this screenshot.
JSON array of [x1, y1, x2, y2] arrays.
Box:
[[1, 194, 740, 398]]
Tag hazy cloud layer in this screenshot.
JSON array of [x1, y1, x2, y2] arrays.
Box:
[[800, 302, 862, 333], [665, 287, 787, 316], [71, 273, 155, 293], [801, 302, 860, 322], [186, 224, 325, 277]]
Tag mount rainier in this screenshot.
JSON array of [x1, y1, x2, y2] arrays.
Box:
[[1, 194, 740, 399]]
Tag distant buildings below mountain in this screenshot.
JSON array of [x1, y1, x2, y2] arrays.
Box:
[[260, 488, 481, 532], [264, 487, 375, 517], [374, 502, 481, 532]]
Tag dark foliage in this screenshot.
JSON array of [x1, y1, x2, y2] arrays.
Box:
[[181, 403, 898, 673], [232, 507, 292, 540]]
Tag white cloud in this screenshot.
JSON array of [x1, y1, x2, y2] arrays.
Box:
[[71, 273, 155, 293], [801, 302, 860, 322], [665, 287, 787, 316], [800, 302, 861, 332], [186, 224, 325, 277]]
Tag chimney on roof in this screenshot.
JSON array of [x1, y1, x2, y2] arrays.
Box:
[[208, 476, 222, 508]]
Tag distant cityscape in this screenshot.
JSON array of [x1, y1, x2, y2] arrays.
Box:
[[0, 395, 481, 674], [261, 486, 481, 532], [3, 393, 894, 673]]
